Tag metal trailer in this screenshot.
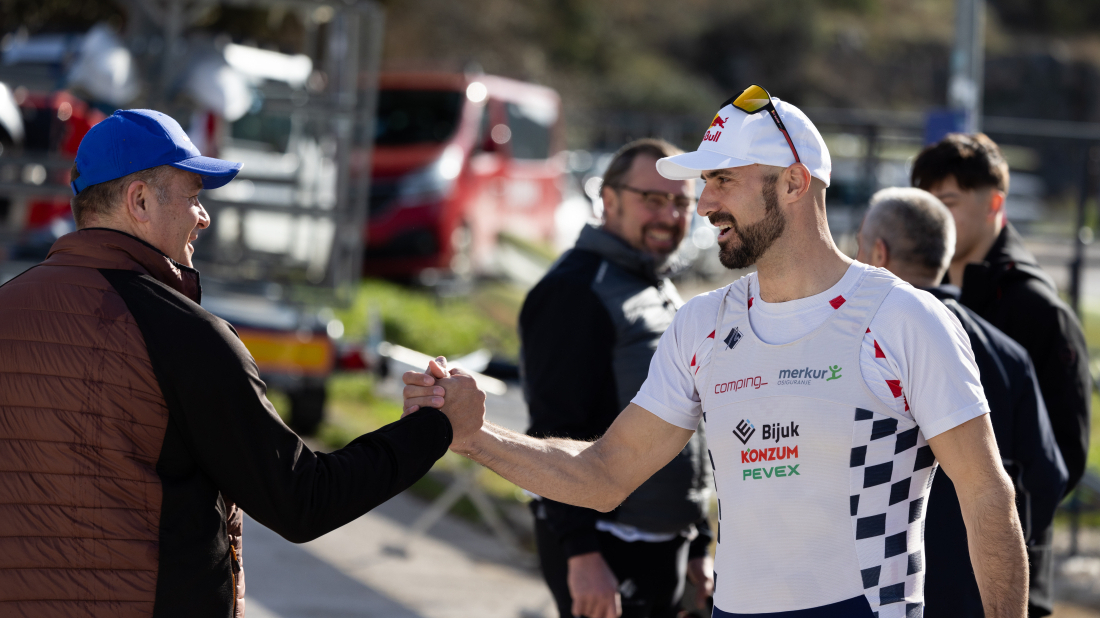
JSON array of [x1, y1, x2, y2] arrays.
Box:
[[0, 0, 384, 434]]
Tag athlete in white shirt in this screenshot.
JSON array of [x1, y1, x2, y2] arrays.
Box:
[[402, 87, 1027, 618]]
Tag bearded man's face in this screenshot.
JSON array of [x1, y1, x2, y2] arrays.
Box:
[[710, 174, 785, 269]]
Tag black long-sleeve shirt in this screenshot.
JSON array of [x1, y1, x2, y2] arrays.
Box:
[[950, 224, 1090, 616], [955, 223, 1090, 493], [922, 287, 1067, 618]]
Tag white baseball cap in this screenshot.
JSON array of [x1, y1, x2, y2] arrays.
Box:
[[656, 90, 832, 187]]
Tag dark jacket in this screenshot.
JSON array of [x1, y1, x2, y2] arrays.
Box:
[[520, 225, 712, 558], [953, 223, 1091, 616], [956, 223, 1090, 493], [0, 229, 452, 617], [922, 286, 1067, 618]]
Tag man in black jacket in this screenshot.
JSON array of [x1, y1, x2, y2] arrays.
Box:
[[912, 134, 1090, 616], [857, 187, 1068, 618], [520, 139, 713, 618]]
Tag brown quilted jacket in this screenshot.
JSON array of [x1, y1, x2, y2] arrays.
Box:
[[0, 229, 451, 617]]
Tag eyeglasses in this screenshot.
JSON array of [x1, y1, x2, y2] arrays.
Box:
[[725, 84, 800, 164], [615, 185, 696, 213]]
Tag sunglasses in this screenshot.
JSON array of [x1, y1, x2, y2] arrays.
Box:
[[723, 85, 800, 164]]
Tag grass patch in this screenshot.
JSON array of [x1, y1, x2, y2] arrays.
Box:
[[335, 279, 520, 360], [1088, 390, 1100, 480], [266, 374, 404, 449], [268, 389, 291, 423], [498, 231, 559, 265], [280, 277, 534, 529], [1076, 304, 1100, 481], [317, 374, 404, 448]]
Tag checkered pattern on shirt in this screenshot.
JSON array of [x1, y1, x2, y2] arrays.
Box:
[[849, 407, 937, 618]]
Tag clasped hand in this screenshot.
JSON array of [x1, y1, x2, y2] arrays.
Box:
[[402, 357, 486, 452]]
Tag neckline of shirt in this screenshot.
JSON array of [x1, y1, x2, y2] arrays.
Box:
[[751, 263, 863, 317]]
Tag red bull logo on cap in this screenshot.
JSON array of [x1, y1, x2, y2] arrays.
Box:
[[703, 114, 727, 142]]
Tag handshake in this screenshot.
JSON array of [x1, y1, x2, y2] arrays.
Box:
[[402, 356, 487, 453]]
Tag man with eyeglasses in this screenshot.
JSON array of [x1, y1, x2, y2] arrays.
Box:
[[513, 138, 713, 618], [403, 89, 1027, 617]]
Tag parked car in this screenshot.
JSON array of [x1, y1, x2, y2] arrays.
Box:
[[362, 72, 565, 278]]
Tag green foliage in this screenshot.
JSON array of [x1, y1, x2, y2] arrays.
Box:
[[321, 373, 404, 442], [267, 373, 403, 450], [1078, 305, 1100, 479], [991, 0, 1100, 36], [820, 0, 878, 14], [336, 278, 520, 360], [267, 388, 291, 423]]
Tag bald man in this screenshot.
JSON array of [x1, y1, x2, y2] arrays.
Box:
[[857, 187, 1066, 618]]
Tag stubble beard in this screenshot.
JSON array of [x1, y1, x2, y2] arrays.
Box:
[[713, 175, 786, 270]]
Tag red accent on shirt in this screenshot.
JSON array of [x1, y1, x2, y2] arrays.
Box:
[[866, 328, 871, 333], [748, 297, 754, 309], [707, 330, 715, 339], [874, 340, 886, 359], [691, 353, 696, 367], [829, 295, 846, 309], [885, 379, 903, 398], [903, 394, 910, 412]]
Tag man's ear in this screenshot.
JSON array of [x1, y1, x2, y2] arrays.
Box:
[[124, 180, 155, 224], [600, 185, 619, 221], [782, 163, 812, 202], [987, 189, 1006, 221], [871, 237, 890, 269]]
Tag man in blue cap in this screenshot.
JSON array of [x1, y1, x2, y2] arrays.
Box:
[[65, 109, 242, 265], [0, 109, 483, 616]]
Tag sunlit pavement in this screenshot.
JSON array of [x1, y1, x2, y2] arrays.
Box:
[[242, 490, 555, 618], [241, 503, 1099, 618]]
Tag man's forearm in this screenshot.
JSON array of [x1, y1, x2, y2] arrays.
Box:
[[457, 422, 625, 512], [962, 473, 1028, 617]]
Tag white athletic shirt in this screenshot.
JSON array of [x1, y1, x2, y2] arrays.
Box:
[[634, 263, 988, 438], [632, 262, 990, 616]]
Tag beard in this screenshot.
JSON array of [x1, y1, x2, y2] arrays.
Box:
[[712, 175, 786, 270]]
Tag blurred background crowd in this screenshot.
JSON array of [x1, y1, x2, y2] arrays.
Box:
[[3, 0, 1100, 616]]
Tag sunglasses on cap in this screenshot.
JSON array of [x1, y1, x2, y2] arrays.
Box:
[[723, 85, 801, 164]]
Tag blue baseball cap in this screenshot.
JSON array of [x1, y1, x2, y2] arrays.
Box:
[[71, 109, 242, 195]]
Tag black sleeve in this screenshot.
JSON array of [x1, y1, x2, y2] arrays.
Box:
[[1012, 356, 1068, 542], [106, 269, 452, 544], [520, 271, 618, 558], [1015, 294, 1091, 493], [176, 342, 452, 544], [688, 517, 713, 560]]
